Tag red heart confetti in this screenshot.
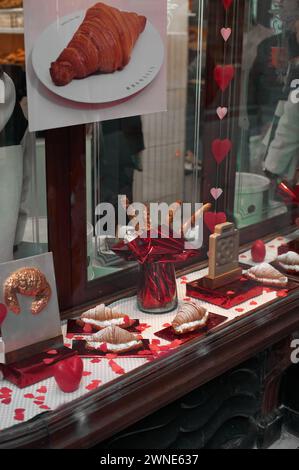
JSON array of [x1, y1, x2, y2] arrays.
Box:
[[35, 396, 45, 401], [109, 359, 125, 375], [250, 301, 258, 306], [46, 349, 58, 355], [14, 409, 25, 421], [39, 405, 51, 410], [235, 308, 244, 313], [1, 398, 11, 405], [0, 387, 12, 395], [214, 65, 235, 91], [36, 386, 47, 394], [34, 400, 45, 406], [24, 393, 35, 399], [90, 358, 101, 364], [85, 380, 102, 391], [163, 323, 172, 328], [82, 371, 92, 376]]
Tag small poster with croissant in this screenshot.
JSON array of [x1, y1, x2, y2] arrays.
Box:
[[0, 253, 63, 364], [23, 0, 167, 132]]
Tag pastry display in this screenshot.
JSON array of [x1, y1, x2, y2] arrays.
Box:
[[50, 2, 147, 86], [244, 263, 288, 287], [3, 267, 52, 315], [77, 304, 133, 330], [277, 251, 299, 273], [0, 0, 22, 8], [172, 302, 209, 335], [85, 325, 143, 353], [0, 48, 25, 65]]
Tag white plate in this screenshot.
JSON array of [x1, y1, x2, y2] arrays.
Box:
[[32, 10, 164, 104]]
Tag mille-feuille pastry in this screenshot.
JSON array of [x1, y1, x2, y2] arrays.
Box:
[[172, 302, 209, 335], [77, 304, 133, 331], [244, 262, 288, 287], [276, 251, 299, 274], [85, 325, 143, 353]]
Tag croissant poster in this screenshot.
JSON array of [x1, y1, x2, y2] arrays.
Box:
[[23, 0, 167, 132]]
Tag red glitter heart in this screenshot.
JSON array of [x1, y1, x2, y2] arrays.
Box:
[[212, 139, 232, 164], [214, 65, 235, 91]]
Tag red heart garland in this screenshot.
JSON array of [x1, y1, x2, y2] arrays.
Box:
[[222, 0, 233, 10], [214, 65, 235, 91], [204, 212, 227, 233], [212, 139, 232, 164], [0, 303, 7, 327]]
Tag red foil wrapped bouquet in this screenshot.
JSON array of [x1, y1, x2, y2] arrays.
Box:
[[112, 203, 211, 314]]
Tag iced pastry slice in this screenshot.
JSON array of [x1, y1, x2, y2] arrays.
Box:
[[172, 302, 209, 335], [244, 262, 288, 287], [277, 251, 299, 273], [85, 325, 143, 353], [77, 304, 133, 330]]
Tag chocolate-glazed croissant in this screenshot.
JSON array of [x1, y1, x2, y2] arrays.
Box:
[[3, 267, 52, 315]]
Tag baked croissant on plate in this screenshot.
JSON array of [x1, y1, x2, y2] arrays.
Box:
[[50, 2, 147, 86], [86, 325, 143, 353]]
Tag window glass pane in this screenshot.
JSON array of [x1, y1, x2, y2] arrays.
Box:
[[86, 0, 206, 281], [234, 0, 299, 229], [0, 5, 48, 263]]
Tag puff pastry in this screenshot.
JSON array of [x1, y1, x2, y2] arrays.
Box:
[[277, 251, 299, 273], [244, 263, 288, 287], [86, 325, 143, 353], [172, 302, 209, 335], [77, 303, 133, 330]]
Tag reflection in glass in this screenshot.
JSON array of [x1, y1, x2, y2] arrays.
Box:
[[235, 0, 299, 228], [86, 0, 206, 281]]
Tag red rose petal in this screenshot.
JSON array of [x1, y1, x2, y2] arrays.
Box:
[[235, 308, 244, 313], [34, 400, 44, 406], [39, 405, 51, 410], [109, 359, 125, 375], [163, 323, 171, 328], [35, 396, 46, 401], [36, 386, 47, 394], [250, 301, 258, 306], [14, 409, 25, 421], [90, 358, 101, 364], [82, 371, 92, 376], [0, 387, 12, 394]]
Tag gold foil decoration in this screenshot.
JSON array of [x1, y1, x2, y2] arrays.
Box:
[[3, 267, 52, 315]]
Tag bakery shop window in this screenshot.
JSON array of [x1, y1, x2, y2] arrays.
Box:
[[234, 0, 299, 229], [85, 0, 206, 282], [0, 2, 48, 265]]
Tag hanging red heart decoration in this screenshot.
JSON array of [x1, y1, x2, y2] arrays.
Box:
[[0, 303, 7, 326], [222, 0, 233, 10], [212, 139, 232, 164], [204, 212, 227, 233], [214, 65, 235, 91]]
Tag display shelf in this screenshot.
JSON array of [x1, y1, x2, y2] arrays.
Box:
[[0, 27, 23, 33], [0, 6, 23, 33]]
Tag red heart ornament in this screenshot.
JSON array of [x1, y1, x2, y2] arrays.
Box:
[[222, 0, 233, 10], [53, 355, 83, 393], [214, 65, 235, 91], [212, 139, 232, 164], [0, 303, 7, 326], [204, 212, 227, 233]]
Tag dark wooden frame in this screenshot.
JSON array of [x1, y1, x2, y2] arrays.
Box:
[[45, 0, 299, 316]]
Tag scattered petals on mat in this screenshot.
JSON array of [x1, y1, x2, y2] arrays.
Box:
[[85, 380, 102, 391], [109, 360, 125, 375]]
